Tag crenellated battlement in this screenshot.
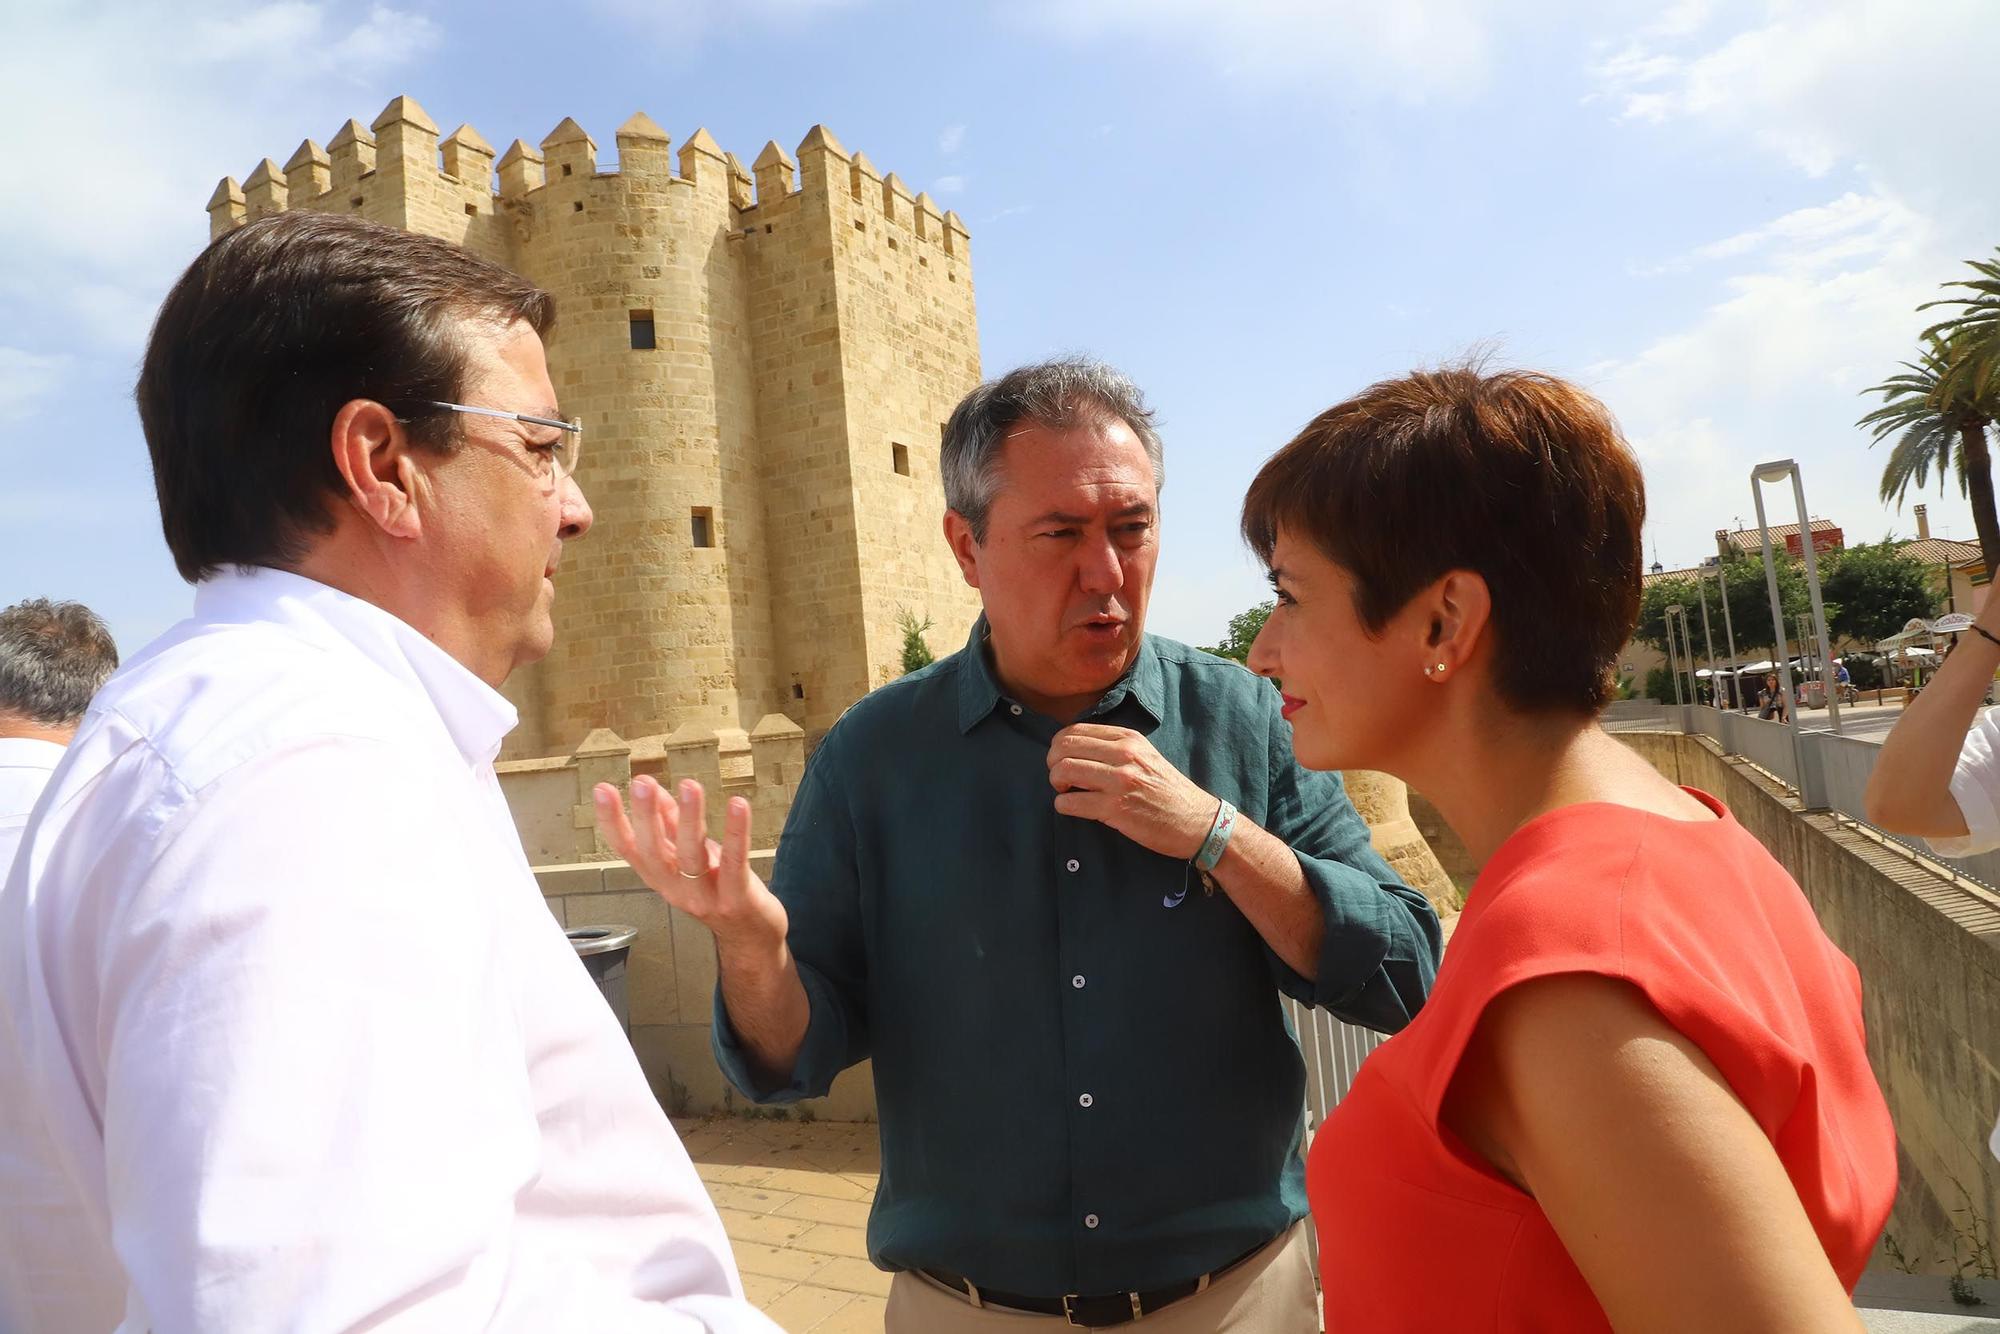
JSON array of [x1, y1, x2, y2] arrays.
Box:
[[208, 96, 970, 262], [204, 94, 984, 767]]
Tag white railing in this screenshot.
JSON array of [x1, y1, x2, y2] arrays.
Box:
[[1284, 998, 1390, 1284], [1629, 704, 2000, 893]]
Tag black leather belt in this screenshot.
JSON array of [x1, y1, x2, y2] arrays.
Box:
[[918, 1235, 1271, 1327]]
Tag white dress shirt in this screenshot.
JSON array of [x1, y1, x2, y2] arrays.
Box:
[[0, 736, 65, 878], [1934, 705, 2000, 858], [0, 568, 778, 1333]]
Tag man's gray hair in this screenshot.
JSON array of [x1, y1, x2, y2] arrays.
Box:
[[941, 356, 1165, 542], [0, 599, 119, 727]]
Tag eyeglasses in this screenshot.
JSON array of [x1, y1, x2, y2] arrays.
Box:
[[398, 400, 584, 480]]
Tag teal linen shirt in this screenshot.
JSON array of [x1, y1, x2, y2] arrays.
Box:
[[713, 622, 1441, 1297]]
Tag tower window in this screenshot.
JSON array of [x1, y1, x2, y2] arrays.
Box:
[[691, 508, 714, 548], [464, 202, 477, 216], [561, 163, 572, 177], [792, 682, 805, 700], [892, 443, 910, 476], [629, 311, 656, 350]]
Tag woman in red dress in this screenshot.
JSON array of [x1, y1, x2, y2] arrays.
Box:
[[1240, 366, 1896, 1332]]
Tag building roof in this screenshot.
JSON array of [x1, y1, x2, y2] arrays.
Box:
[[1717, 518, 1841, 553], [1642, 564, 1707, 588], [1896, 536, 1984, 567]]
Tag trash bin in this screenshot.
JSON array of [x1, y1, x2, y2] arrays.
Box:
[[566, 925, 638, 1037]]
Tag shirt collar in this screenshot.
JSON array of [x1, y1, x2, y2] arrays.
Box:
[[955, 614, 1166, 733], [191, 567, 519, 766]]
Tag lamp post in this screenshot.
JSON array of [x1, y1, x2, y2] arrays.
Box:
[[1696, 581, 1720, 708], [1751, 460, 1843, 805], [1714, 562, 1743, 709], [1664, 603, 1686, 705]]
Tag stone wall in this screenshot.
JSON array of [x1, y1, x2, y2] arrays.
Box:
[[1620, 730, 2000, 1277]]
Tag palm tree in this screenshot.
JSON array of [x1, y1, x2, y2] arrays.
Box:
[[1860, 332, 2000, 578], [1922, 247, 2000, 411]]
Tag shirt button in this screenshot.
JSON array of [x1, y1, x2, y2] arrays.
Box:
[[1084, 1213, 1100, 1229], [1009, 703, 1023, 716], [1078, 1092, 1094, 1108], [1065, 858, 1080, 873], [1071, 974, 1086, 989]]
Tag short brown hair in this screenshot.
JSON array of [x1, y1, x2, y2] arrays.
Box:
[[1241, 365, 1645, 714], [137, 211, 556, 582]]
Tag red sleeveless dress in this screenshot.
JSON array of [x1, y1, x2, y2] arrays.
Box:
[[1309, 789, 1896, 1331]]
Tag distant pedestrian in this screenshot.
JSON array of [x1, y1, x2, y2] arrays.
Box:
[[1758, 672, 1789, 722]]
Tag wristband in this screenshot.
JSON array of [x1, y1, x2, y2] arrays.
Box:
[[1973, 623, 2000, 652], [1194, 798, 1237, 872]]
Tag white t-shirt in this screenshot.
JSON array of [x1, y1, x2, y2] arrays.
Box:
[[0, 568, 778, 1333], [1925, 707, 2000, 1165], [0, 736, 64, 879]]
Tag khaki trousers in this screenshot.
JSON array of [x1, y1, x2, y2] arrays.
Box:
[[883, 1222, 1318, 1333]]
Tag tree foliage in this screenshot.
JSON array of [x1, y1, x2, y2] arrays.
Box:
[[1202, 601, 1273, 664], [1864, 250, 2000, 579], [1816, 541, 1939, 647], [897, 608, 935, 675], [1634, 553, 1807, 659]]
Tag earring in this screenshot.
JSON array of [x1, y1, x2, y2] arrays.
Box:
[[1434, 662, 1447, 676], [1424, 665, 1434, 677]]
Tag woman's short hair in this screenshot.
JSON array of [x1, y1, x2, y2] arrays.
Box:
[[136, 211, 555, 583], [1241, 364, 1645, 715]]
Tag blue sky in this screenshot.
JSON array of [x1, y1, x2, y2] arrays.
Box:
[[5, 0, 1997, 653]]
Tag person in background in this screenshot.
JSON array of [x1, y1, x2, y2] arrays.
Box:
[[0, 212, 776, 1333], [0, 598, 118, 873], [1865, 600, 2000, 1165], [1243, 364, 1895, 1331], [600, 356, 1442, 1332], [1759, 670, 1790, 722]]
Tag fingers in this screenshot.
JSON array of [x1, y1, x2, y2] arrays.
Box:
[[1053, 789, 1097, 819], [720, 796, 752, 883], [1049, 756, 1125, 792], [593, 783, 638, 861], [1048, 730, 1141, 769], [628, 775, 680, 875], [674, 779, 712, 879]]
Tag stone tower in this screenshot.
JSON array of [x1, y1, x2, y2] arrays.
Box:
[[210, 97, 986, 758]]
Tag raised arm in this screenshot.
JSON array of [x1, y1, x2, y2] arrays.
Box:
[[597, 776, 810, 1086], [1865, 605, 2000, 843]]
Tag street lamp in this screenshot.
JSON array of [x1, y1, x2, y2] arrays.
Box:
[[1750, 460, 1844, 804], [1711, 561, 1743, 709], [1664, 603, 1686, 705], [1695, 581, 1720, 709]]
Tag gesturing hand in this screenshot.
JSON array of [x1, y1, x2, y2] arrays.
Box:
[[594, 776, 788, 950], [1047, 723, 1217, 860]]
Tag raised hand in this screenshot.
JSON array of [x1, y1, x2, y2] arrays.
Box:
[[594, 776, 788, 949], [1047, 723, 1217, 860]]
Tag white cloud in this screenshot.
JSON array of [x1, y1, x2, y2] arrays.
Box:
[[586, 0, 862, 46], [0, 348, 72, 424], [0, 2, 443, 354], [1591, 0, 2000, 201], [1583, 2, 2000, 565], [933, 174, 967, 195], [938, 123, 966, 154], [1015, 0, 1507, 101]]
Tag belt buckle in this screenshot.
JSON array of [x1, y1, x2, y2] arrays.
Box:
[[1062, 1294, 1085, 1327]]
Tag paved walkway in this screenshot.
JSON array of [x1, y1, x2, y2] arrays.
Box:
[[676, 1116, 889, 1332]]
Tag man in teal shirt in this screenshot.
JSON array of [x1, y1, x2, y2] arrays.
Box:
[[597, 357, 1441, 1330]]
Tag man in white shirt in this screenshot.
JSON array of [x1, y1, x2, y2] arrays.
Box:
[[0, 212, 778, 1332], [0, 598, 118, 873]]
